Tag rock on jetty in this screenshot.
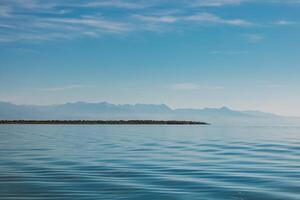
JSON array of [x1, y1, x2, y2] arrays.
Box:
[[0, 120, 209, 125]]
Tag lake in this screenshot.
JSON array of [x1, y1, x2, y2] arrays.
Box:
[[0, 125, 300, 199]]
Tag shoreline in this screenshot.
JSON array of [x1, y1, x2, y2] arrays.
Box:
[[0, 120, 209, 125]]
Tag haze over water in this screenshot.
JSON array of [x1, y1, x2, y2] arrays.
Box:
[[1, 125, 300, 200]]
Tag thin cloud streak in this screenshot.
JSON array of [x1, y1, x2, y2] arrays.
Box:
[[45, 16, 131, 33], [133, 15, 178, 23], [0, 0, 296, 42], [170, 83, 224, 90], [191, 0, 244, 7], [209, 50, 249, 55], [275, 20, 297, 26], [185, 13, 253, 26], [38, 85, 93, 92], [83, 1, 147, 9], [245, 34, 264, 43]]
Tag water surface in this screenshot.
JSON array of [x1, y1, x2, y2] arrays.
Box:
[[0, 125, 300, 199]]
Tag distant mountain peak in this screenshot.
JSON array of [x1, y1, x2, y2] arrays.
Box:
[[0, 100, 299, 125], [220, 106, 230, 110]]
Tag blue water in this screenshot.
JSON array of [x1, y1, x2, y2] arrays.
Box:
[[0, 125, 300, 200]]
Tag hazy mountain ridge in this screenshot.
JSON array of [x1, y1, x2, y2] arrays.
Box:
[[0, 101, 299, 125]]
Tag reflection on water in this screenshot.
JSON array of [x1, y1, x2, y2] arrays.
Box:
[[0, 125, 300, 199]]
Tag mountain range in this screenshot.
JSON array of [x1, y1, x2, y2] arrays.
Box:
[[0, 101, 299, 125]]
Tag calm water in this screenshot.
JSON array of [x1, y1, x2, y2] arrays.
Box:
[[0, 125, 300, 200]]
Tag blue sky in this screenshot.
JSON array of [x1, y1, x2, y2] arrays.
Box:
[[0, 0, 300, 116]]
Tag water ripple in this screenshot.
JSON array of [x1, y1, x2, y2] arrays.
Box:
[[0, 125, 300, 199]]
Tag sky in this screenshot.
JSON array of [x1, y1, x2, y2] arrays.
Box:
[[0, 0, 300, 116]]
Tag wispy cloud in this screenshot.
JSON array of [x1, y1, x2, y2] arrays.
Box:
[[45, 16, 131, 33], [209, 50, 248, 55], [170, 83, 224, 90], [0, 0, 296, 42], [279, 0, 300, 5], [38, 85, 93, 92], [0, 14, 131, 42], [265, 84, 287, 89], [275, 20, 297, 26], [191, 0, 244, 7], [133, 12, 253, 30], [0, 0, 135, 42], [191, 0, 300, 7], [133, 15, 178, 23], [83, 0, 147, 9], [185, 13, 253, 26], [245, 34, 264, 43]]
